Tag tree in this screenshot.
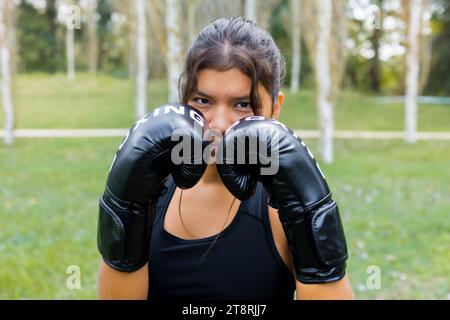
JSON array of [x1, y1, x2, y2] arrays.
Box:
[[369, 0, 383, 92], [187, 0, 200, 43], [302, 0, 347, 164], [82, 0, 98, 74], [66, 16, 75, 80], [113, 0, 138, 78], [146, 0, 243, 86], [134, 0, 148, 118], [425, 0, 450, 95], [57, 0, 80, 81], [315, 0, 333, 163], [257, 0, 281, 31], [245, 0, 257, 23], [290, 0, 301, 92], [147, 0, 168, 79], [16, 0, 64, 73], [0, 0, 15, 145], [186, 0, 242, 39], [165, 0, 182, 103], [405, 0, 423, 143]]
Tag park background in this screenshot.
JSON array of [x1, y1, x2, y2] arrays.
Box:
[[0, 0, 449, 299]]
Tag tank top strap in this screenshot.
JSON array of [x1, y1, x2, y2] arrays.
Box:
[[239, 182, 269, 225]]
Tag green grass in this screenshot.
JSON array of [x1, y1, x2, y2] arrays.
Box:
[[322, 139, 450, 299], [0, 73, 449, 131], [281, 89, 450, 131], [0, 137, 449, 299], [0, 138, 121, 299], [2, 73, 167, 129], [0, 73, 449, 299]]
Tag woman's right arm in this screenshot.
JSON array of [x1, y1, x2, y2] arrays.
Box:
[[97, 260, 149, 300]]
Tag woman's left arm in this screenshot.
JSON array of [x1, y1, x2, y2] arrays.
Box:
[[295, 274, 355, 300]]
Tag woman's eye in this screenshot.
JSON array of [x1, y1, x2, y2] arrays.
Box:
[[193, 98, 210, 105], [235, 102, 252, 110]]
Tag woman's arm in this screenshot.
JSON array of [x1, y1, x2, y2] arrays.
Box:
[[295, 274, 354, 300], [97, 260, 149, 300]]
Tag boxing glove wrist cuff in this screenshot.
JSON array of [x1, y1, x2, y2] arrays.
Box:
[[280, 200, 348, 284], [97, 190, 150, 272]]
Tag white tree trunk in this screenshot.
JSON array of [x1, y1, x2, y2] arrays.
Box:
[[127, 1, 136, 79], [290, 0, 301, 92], [86, 0, 98, 74], [135, 0, 147, 118], [165, 0, 182, 103], [316, 0, 333, 164], [0, 0, 14, 145], [245, 0, 257, 23], [405, 0, 422, 144], [66, 26, 75, 81], [187, 0, 199, 43]]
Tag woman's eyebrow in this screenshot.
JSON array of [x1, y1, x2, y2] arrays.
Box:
[[231, 95, 251, 101], [195, 90, 214, 99], [195, 90, 250, 101], [196, 90, 250, 100]]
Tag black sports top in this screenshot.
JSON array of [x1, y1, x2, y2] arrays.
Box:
[[148, 177, 296, 300]]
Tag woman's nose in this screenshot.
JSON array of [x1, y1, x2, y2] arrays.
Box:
[[206, 105, 234, 135]]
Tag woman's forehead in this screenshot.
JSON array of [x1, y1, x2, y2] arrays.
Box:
[[195, 68, 272, 100], [195, 69, 252, 97]]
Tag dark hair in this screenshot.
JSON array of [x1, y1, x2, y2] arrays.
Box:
[[178, 17, 285, 115]]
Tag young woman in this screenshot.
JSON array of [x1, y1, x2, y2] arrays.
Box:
[[97, 17, 354, 300]]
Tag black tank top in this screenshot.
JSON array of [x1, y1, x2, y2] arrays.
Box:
[[148, 177, 296, 300]]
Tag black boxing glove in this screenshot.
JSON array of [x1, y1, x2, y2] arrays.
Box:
[[216, 116, 348, 284], [98, 103, 208, 272]]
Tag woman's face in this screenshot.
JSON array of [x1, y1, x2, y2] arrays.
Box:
[[188, 68, 283, 136]]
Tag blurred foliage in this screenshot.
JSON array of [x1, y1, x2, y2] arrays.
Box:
[[12, 0, 450, 95], [93, 0, 129, 76], [425, 0, 450, 95], [16, 0, 63, 72], [269, 0, 314, 88], [16, 0, 122, 74]]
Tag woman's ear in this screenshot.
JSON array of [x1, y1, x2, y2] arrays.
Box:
[[271, 91, 284, 120]]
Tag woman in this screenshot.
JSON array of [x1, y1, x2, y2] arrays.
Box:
[[98, 17, 354, 300]]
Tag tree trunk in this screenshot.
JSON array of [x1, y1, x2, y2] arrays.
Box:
[[46, 0, 59, 73], [419, 0, 431, 94], [64, 1, 78, 81], [418, 31, 431, 94], [257, 0, 280, 31], [66, 26, 75, 81], [127, 2, 136, 79], [0, 0, 14, 145], [316, 0, 333, 164], [165, 0, 182, 103], [329, 1, 347, 104], [290, 0, 301, 92], [135, 0, 148, 118], [245, 0, 257, 23], [187, 0, 199, 43], [405, 0, 422, 144], [369, 18, 382, 92], [86, 0, 98, 74], [8, 0, 17, 78]]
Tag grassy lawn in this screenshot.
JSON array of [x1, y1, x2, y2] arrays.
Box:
[[282, 89, 450, 132], [0, 72, 448, 131], [0, 73, 449, 299], [0, 137, 449, 299]]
